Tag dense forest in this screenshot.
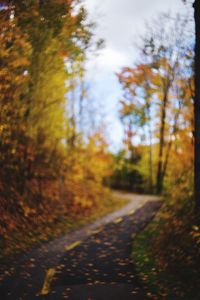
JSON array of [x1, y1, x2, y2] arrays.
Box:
[[0, 0, 113, 245]]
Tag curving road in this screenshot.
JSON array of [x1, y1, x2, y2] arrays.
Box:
[[0, 192, 162, 300]]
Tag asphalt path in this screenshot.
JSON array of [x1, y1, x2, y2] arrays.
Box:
[[0, 192, 162, 300]]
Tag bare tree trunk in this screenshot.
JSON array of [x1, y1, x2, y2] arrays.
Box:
[[147, 107, 153, 193], [194, 0, 200, 208], [162, 101, 181, 181], [156, 91, 168, 194], [78, 77, 85, 131]]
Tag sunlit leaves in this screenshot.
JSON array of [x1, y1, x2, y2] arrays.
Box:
[[0, 0, 109, 251]]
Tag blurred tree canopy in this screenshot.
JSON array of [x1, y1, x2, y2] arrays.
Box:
[[117, 12, 194, 197], [0, 0, 111, 236]]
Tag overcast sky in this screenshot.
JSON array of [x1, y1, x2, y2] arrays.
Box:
[[83, 0, 190, 151]]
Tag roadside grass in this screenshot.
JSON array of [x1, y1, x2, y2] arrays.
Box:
[[0, 189, 128, 263], [132, 195, 200, 300]]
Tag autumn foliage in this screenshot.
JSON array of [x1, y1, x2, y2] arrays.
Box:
[[0, 1, 112, 246], [117, 13, 194, 197]]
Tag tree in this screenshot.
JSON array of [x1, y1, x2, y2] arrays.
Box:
[[194, 0, 200, 208], [0, 0, 101, 212], [118, 12, 193, 195], [141, 13, 191, 194], [117, 64, 154, 192], [0, 3, 32, 198]]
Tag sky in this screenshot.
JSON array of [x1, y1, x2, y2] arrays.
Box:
[[83, 0, 189, 151]]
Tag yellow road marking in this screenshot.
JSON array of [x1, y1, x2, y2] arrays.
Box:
[[90, 228, 102, 235], [65, 240, 81, 251], [40, 268, 56, 295], [113, 217, 122, 224]]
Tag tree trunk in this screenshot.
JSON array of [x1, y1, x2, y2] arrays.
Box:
[[194, 0, 200, 208], [156, 91, 168, 194], [162, 100, 181, 183], [147, 107, 153, 193]]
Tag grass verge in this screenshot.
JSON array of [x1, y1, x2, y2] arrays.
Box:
[[132, 196, 200, 300]]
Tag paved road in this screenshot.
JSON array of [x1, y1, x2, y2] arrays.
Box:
[[0, 192, 162, 300]]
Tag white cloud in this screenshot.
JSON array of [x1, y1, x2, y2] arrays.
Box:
[[86, 47, 131, 80], [84, 0, 185, 54]]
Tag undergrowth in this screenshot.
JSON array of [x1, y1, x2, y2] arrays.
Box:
[[132, 195, 200, 300], [0, 189, 128, 263]]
